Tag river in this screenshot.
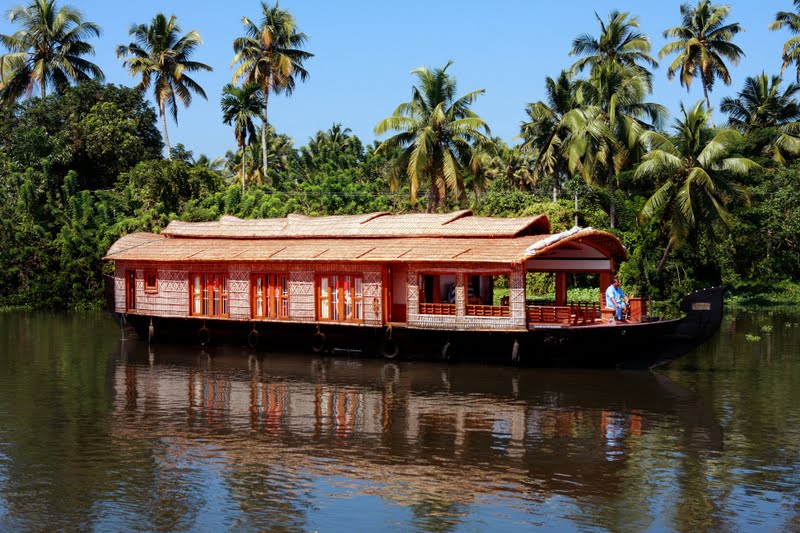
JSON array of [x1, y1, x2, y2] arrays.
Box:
[[0, 310, 798, 531]]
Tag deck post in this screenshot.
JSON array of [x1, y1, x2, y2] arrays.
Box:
[[555, 272, 567, 306], [599, 271, 613, 309]]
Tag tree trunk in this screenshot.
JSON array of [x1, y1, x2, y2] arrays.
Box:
[[241, 141, 246, 192], [703, 81, 714, 128], [608, 167, 616, 229], [574, 189, 579, 228], [656, 241, 673, 275], [160, 103, 171, 159], [262, 91, 269, 179]]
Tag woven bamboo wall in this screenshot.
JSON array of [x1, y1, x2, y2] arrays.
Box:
[[114, 261, 383, 326]]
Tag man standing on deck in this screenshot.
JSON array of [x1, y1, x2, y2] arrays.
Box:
[[605, 278, 628, 321]]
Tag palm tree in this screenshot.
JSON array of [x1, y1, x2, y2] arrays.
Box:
[[720, 73, 800, 132], [374, 61, 491, 212], [636, 101, 758, 273], [301, 123, 364, 171], [116, 13, 212, 158], [0, 0, 103, 104], [770, 0, 800, 81], [221, 82, 261, 190], [660, 1, 745, 120], [484, 142, 534, 192], [573, 65, 667, 228], [520, 70, 584, 201], [228, 124, 296, 188], [232, 2, 312, 178], [568, 11, 667, 227], [569, 10, 658, 80]]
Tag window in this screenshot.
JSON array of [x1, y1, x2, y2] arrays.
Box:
[[190, 273, 229, 317], [317, 275, 364, 323], [252, 274, 289, 319], [144, 271, 158, 292], [125, 270, 136, 311], [465, 273, 511, 317], [418, 273, 456, 315]]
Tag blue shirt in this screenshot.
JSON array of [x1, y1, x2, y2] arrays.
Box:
[[605, 284, 625, 308]]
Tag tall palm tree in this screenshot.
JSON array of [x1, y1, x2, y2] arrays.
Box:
[[221, 82, 261, 190], [569, 10, 658, 80], [520, 70, 584, 201], [568, 11, 666, 227], [770, 0, 800, 81], [374, 61, 491, 212], [574, 65, 667, 228], [636, 101, 757, 273], [660, 1, 745, 120], [720, 73, 800, 132], [116, 13, 212, 158], [0, 0, 103, 104], [232, 2, 312, 178]]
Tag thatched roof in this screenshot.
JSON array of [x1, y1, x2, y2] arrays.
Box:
[[161, 210, 551, 239], [105, 234, 545, 264], [104, 212, 626, 265]]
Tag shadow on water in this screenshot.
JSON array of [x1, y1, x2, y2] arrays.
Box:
[[2, 310, 800, 531]]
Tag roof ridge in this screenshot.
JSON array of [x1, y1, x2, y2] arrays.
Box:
[[359, 212, 390, 224], [441, 209, 473, 225]]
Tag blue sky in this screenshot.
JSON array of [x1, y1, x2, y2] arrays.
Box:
[[0, 0, 791, 159]]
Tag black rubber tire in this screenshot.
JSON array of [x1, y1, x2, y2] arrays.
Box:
[[247, 329, 260, 349], [382, 338, 400, 360], [511, 338, 520, 363], [198, 327, 211, 347], [311, 332, 326, 353], [441, 341, 452, 361]]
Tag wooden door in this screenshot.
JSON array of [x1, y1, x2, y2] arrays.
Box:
[[125, 270, 136, 311]]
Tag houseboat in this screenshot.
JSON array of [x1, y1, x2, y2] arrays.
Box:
[[104, 210, 724, 368]]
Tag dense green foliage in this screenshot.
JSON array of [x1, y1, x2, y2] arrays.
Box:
[[0, 1, 799, 310]]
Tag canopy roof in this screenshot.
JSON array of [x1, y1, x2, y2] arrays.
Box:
[[105, 212, 627, 265]]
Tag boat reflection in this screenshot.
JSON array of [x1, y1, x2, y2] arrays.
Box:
[[114, 341, 723, 510]]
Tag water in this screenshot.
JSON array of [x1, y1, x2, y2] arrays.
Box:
[[0, 310, 799, 531]]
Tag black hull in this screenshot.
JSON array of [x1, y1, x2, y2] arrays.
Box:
[[118, 287, 725, 370]]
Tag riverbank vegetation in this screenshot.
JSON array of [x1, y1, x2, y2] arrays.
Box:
[[0, 0, 799, 310]]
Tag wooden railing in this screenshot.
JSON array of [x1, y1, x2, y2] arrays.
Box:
[[569, 302, 600, 325], [527, 306, 572, 324], [526, 303, 601, 326], [466, 304, 510, 317], [419, 303, 456, 316]]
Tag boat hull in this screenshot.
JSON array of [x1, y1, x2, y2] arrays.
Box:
[[117, 287, 724, 370]]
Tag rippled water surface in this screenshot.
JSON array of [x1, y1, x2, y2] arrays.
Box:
[[1, 310, 799, 531]]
